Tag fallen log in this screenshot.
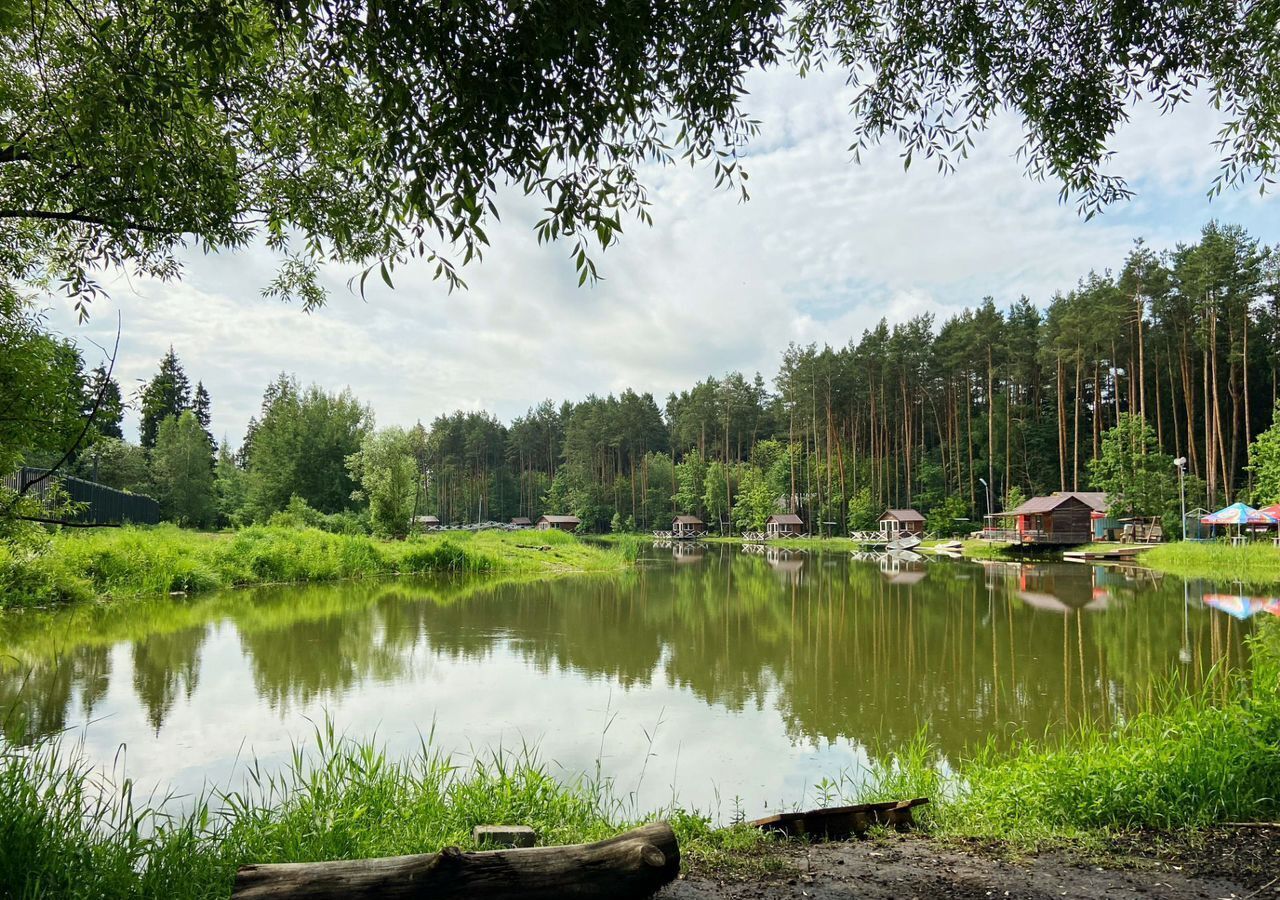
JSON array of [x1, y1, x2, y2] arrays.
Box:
[[232, 820, 679, 900], [750, 798, 930, 840]]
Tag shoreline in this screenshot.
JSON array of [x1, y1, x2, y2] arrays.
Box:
[[0, 525, 629, 610], [622, 533, 1280, 584]]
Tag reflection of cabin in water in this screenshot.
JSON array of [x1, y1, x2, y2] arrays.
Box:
[[765, 547, 805, 576], [879, 509, 926, 537], [672, 515, 707, 538], [536, 514, 581, 532], [510, 516, 532, 528], [672, 542, 705, 563], [985, 492, 1102, 546], [1005, 562, 1110, 613], [879, 556, 927, 585], [765, 514, 806, 538]]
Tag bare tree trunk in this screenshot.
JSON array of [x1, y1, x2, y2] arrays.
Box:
[[1073, 352, 1082, 491], [1057, 357, 1067, 492]]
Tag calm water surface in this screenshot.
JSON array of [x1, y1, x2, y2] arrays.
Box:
[[0, 544, 1264, 817]]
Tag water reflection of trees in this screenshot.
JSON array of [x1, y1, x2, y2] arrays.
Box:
[[0, 645, 109, 744], [0, 551, 1257, 754], [132, 626, 204, 733]]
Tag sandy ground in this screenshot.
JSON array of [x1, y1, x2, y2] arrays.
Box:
[[661, 826, 1280, 900]]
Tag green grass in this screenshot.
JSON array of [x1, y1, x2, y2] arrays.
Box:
[[0, 721, 774, 900], [0, 525, 628, 609], [1143, 540, 1280, 586]]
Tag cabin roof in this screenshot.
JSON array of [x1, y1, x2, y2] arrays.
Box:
[[510, 517, 532, 525], [767, 514, 805, 525], [881, 508, 925, 522], [414, 515, 440, 523], [538, 514, 581, 524], [1008, 492, 1106, 516], [673, 515, 704, 525], [1073, 492, 1109, 512]]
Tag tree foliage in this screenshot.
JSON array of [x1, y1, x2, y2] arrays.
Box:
[[4, 1, 1279, 311], [240, 375, 370, 520], [138, 348, 193, 450], [1088, 415, 1177, 519], [152, 411, 215, 526], [346, 427, 421, 538], [1248, 401, 1280, 506]]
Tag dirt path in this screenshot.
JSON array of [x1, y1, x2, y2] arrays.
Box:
[[662, 827, 1280, 900]]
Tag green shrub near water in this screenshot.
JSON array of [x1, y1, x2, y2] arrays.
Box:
[[1143, 540, 1280, 586], [0, 525, 624, 609]]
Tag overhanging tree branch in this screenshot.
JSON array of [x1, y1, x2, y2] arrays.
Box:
[[0, 209, 171, 234]]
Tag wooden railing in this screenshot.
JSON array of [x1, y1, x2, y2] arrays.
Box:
[[979, 528, 1092, 545]]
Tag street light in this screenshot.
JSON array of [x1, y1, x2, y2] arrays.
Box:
[[1174, 457, 1187, 542], [977, 476, 993, 532]]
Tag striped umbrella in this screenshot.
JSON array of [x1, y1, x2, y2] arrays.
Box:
[[1200, 502, 1278, 526]]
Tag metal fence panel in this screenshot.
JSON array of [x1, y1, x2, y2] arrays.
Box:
[[3, 467, 160, 526]]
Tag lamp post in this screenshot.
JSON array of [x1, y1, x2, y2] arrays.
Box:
[[1174, 457, 1187, 542], [978, 476, 992, 534]]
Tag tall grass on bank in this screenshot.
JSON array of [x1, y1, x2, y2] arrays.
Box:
[[845, 622, 1280, 845], [1143, 540, 1280, 586], [0, 525, 626, 609], [0, 722, 766, 900]]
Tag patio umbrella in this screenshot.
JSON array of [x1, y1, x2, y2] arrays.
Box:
[[1200, 502, 1277, 526], [1203, 593, 1273, 620]]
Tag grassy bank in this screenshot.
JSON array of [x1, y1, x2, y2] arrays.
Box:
[[0, 525, 628, 609], [5, 621, 1275, 899], [0, 723, 769, 900], [1142, 541, 1280, 586]]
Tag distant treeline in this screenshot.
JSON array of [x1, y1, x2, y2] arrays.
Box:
[[8, 220, 1280, 536], [406, 220, 1280, 532]]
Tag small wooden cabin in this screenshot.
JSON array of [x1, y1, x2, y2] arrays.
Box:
[[879, 508, 926, 537], [536, 514, 581, 532], [1003, 493, 1096, 545], [413, 515, 441, 529], [510, 517, 533, 528], [672, 515, 706, 538], [765, 513, 806, 538]]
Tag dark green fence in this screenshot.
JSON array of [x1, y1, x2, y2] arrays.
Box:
[[3, 467, 160, 526]]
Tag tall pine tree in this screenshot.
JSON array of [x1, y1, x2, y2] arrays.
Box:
[[138, 348, 192, 449], [85, 364, 125, 441]]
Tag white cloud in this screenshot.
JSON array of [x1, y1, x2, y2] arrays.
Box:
[[44, 64, 1277, 447]]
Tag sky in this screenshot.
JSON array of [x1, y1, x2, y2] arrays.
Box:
[[43, 63, 1279, 449]]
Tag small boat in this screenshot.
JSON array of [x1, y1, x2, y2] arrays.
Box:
[[885, 533, 922, 552], [931, 540, 964, 557]]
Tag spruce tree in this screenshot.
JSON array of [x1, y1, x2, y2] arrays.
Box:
[[139, 348, 192, 449], [85, 364, 125, 441]]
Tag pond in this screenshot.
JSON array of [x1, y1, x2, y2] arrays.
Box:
[[0, 544, 1265, 819]]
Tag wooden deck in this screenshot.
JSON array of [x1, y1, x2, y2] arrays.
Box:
[[979, 528, 1092, 546], [1062, 545, 1149, 562]]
